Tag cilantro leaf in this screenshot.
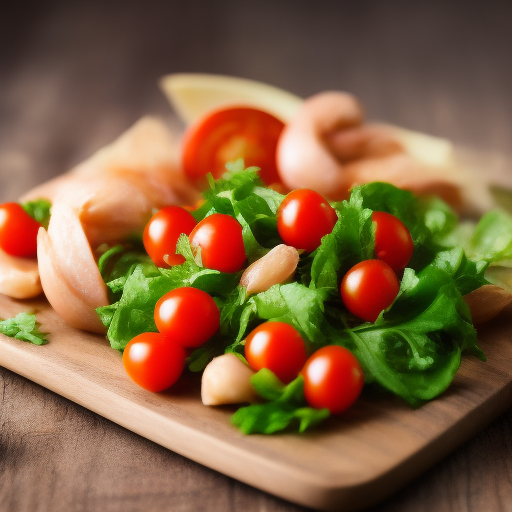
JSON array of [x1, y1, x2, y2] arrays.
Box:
[[0, 312, 49, 345]]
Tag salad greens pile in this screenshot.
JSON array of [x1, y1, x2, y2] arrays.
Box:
[[96, 160, 511, 434]]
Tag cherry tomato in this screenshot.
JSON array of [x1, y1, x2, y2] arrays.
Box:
[[372, 211, 414, 271], [302, 345, 364, 414], [154, 287, 220, 348], [182, 107, 285, 186], [340, 259, 400, 323], [122, 332, 186, 392], [143, 206, 197, 267], [277, 189, 338, 252], [189, 213, 246, 273], [0, 203, 41, 258], [244, 322, 307, 384]]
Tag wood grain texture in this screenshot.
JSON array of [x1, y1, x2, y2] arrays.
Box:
[[2, 1, 512, 511], [1, 294, 512, 511]]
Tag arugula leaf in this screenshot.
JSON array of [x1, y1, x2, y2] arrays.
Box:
[[0, 312, 49, 345], [22, 199, 52, 229], [232, 370, 330, 434]]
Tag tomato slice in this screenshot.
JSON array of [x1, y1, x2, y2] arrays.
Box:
[[182, 107, 285, 186]]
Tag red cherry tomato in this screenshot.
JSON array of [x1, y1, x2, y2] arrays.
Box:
[[277, 189, 338, 252], [372, 211, 414, 271], [189, 213, 246, 273], [244, 322, 307, 384], [154, 287, 220, 348], [302, 345, 364, 414], [340, 260, 400, 323], [0, 203, 41, 258], [122, 332, 186, 392], [143, 206, 197, 267], [182, 107, 285, 186]]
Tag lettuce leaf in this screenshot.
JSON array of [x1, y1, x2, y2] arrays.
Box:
[[98, 244, 155, 302], [468, 210, 512, 264], [0, 312, 49, 345]]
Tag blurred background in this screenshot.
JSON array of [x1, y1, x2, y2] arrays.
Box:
[[1, 1, 512, 511], [1, 0, 512, 197]]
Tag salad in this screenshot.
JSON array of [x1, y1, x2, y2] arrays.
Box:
[[1, 75, 511, 435]]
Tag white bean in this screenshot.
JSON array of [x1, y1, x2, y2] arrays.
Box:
[[201, 354, 258, 406], [240, 244, 299, 295]]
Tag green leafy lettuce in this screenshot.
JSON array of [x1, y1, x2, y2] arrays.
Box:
[[96, 164, 500, 434], [232, 369, 329, 434], [0, 312, 49, 345]]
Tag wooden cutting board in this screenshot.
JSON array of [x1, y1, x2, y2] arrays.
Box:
[[1, 293, 512, 512], [3, 146, 512, 511]]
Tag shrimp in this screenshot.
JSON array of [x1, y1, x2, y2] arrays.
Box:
[[37, 226, 107, 332], [2, 117, 200, 331], [277, 92, 463, 206]]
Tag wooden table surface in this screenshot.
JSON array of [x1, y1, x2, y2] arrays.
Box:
[[1, 1, 512, 511]]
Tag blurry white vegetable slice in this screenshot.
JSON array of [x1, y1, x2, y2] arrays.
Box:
[[385, 125, 455, 170], [159, 73, 302, 124]]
